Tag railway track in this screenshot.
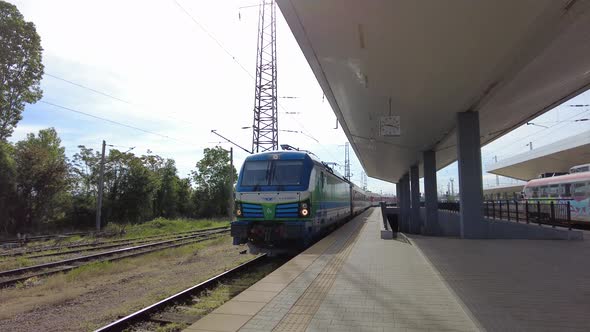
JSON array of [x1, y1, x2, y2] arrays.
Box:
[[94, 254, 270, 332], [0, 231, 89, 249], [0, 229, 230, 288], [0, 226, 229, 258]]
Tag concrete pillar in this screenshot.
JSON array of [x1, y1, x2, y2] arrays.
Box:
[[423, 150, 438, 235], [394, 183, 401, 231], [401, 174, 410, 233], [410, 165, 421, 234], [456, 111, 487, 238], [398, 177, 405, 232], [395, 183, 401, 208]]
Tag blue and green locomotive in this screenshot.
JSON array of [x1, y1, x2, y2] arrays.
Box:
[[230, 150, 375, 252]]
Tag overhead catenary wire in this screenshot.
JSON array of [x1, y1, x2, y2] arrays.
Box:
[[490, 107, 590, 158], [44, 73, 132, 105], [437, 106, 590, 159], [173, 0, 253, 79], [40, 100, 198, 147], [173, 0, 341, 161], [46, 9, 327, 158], [44, 73, 203, 129]]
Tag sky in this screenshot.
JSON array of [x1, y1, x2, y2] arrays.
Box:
[[7, 0, 590, 196]]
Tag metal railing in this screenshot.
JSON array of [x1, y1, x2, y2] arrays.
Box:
[[483, 199, 572, 229], [431, 200, 574, 229], [438, 201, 460, 213]]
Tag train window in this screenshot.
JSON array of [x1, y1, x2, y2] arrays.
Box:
[[539, 186, 549, 198], [549, 184, 559, 198], [562, 183, 571, 198], [573, 182, 588, 196], [531, 187, 539, 198]]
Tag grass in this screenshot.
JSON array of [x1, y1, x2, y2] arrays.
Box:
[[65, 261, 126, 282], [125, 258, 282, 332], [0, 218, 229, 269], [180, 261, 281, 317], [0, 235, 235, 322], [27, 234, 86, 248], [104, 218, 230, 240], [62, 235, 230, 284], [0, 256, 33, 271], [155, 323, 189, 332], [3, 218, 228, 250]]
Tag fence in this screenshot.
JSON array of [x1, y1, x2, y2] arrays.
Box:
[[483, 200, 572, 229], [438, 201, 460, 213], [428, 200, 573, 229]]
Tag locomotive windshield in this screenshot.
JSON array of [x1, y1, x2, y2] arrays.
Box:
[[241, 160, 304, 186], [241, 161, 270, 186], [272, 160, 304, 185]]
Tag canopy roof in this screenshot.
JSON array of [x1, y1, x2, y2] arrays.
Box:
[[487, 130, 590, 181], [277, 0, 590, 182]]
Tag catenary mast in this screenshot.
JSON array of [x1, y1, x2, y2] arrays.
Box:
[[251, 0, 278, 153]]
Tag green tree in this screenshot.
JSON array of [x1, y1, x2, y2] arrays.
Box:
[[111, 156, 157, 224], [0, 1, 44, 141], [176, 177, 193, 217], [192, 147, 237, 217], [13, 128, 70, 230], [155, 159, 180, 218], [0, 141, 16, 233], [70, 145, 100, 196], [68, 145, 104, 228]]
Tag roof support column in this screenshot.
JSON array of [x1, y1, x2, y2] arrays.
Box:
[[423, 150, 438, 235], [400, 174, 410, 233], [395, 183, 400, 209], [410, 164, 421, 234], [456, 111, 487, 238]]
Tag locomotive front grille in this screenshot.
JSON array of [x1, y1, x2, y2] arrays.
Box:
[[242, 203, 263, 218], [276, 203, 299, 218]]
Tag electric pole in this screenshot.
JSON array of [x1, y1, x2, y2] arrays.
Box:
[[251, 0, 278, 153], [494, 156, 499, 186], [96, 140, 106, 232], [361, 172, 367, 190], [228, 147, 234, 220], [344, 142, 351, 181]]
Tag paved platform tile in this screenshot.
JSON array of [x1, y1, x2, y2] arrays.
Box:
[[187, 208, 483, 332], [186, 313, 251, 332]]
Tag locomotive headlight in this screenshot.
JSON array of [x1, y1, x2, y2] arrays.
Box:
[[235, 203, 242, 217], [299, 201, 310, 217]]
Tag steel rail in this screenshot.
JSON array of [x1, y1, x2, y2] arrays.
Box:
[[0, 231, 230, 288], [1, 226, 229, 257], [0, 231, 89, 246], [3, 227, 230, 260], [94, 254, 267, 332]]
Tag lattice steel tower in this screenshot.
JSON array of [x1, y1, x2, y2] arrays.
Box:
[[251, 0, 278, 153], [344, 142, 351, 181]]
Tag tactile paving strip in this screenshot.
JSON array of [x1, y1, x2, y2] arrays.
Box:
[[272, 218, 367, 332]]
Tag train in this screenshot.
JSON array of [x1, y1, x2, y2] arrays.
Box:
[[483, 184, 525, 201], [523, 164, 590, 223], [230, 150, 382, 253]]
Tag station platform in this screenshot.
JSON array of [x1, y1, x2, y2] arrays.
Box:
[[185, 207, 590, 332]]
